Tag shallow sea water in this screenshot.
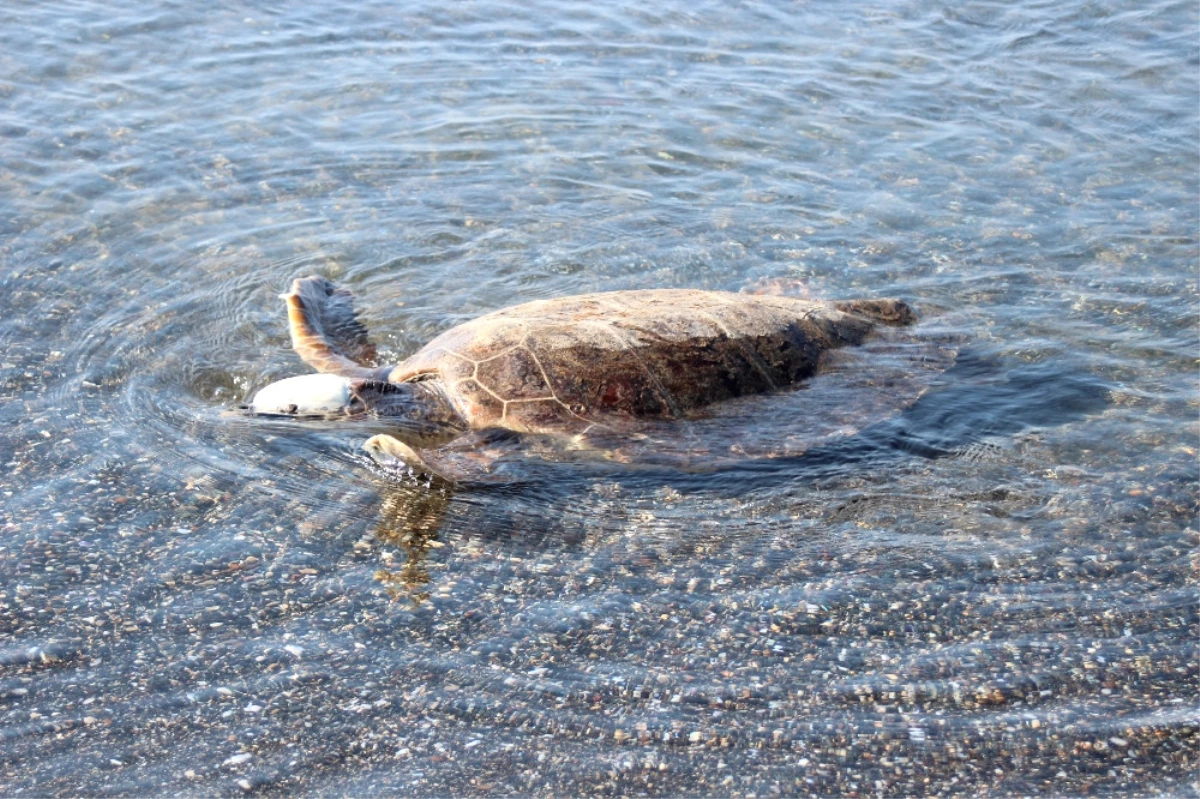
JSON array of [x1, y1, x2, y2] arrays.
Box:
[[1, 1, 1196, 796]]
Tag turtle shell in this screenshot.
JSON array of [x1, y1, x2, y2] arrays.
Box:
[[387, 290, 912, 436]]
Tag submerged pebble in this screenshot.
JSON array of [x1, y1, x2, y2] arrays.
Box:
[[0, 0, 1195, 796]]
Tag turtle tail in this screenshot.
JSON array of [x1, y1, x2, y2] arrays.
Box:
[[284, 275, 392, 380]]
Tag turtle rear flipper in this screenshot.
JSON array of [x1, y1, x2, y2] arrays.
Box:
[[285, 276, 388, 380]]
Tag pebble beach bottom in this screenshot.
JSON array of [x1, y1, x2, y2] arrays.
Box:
[[1, 0, 1196, 795]]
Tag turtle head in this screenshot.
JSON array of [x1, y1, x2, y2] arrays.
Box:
[[245, 374, 467, 447], [247, 373, 354, 417]]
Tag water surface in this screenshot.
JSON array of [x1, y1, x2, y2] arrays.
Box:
[[0, 0, 1196, 796]]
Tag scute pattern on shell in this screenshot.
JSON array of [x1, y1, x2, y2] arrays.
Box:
[[388, 289, 887, 435]]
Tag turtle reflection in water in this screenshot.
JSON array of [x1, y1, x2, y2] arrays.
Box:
[[248, 275, 956, 483]]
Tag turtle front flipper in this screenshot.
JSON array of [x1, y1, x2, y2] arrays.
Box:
[[363, 434, 457, 484], [284, 275, 391, 380], [363, 429, 534, 485]]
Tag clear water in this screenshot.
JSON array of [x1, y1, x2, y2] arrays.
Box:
[[1, 1, 1196, 795]]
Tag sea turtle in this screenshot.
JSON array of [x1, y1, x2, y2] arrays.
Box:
[[247, 275, 954, 482]]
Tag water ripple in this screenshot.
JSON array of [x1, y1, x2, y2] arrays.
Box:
[[0, 0, 1195, 794]]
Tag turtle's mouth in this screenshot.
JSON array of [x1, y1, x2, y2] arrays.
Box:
[[235, 403, 364, 420]]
